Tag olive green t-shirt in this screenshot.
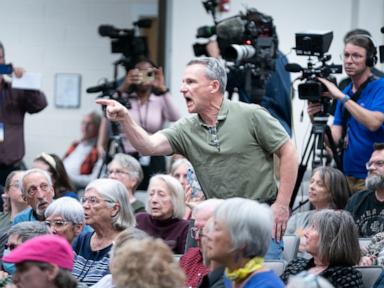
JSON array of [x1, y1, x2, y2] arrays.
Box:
[[161, 99, 289, 201]]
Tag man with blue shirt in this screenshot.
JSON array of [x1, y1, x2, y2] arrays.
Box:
[[308, 34, 384, 193]]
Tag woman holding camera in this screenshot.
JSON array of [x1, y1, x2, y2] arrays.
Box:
[[98, 57, 180, 190]]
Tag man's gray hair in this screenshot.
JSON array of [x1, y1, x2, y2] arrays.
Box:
[[20, 168, 53, 197], [146, 174, 185, 219], [110, 153, 144, 191], [8, 221, 50, 242], [187, 57, 227, 94], [214, 197, 273, 258], [85, 178, 136, 230], [45, 197, 85, 224], [191, 198, 224, 219]]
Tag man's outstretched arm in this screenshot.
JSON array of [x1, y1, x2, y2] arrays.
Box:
[[96, 99, 173, 156]]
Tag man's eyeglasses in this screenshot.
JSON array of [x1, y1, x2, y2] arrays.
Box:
[[341, 52, 364, 62], [27, 182, 50, 196], [107, 169, 130, 176], [45, 220, 70, 228], [365, 160, 384, 169], [4, 243, 19, 251]]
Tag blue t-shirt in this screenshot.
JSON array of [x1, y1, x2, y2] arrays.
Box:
[[72, 232, 112, 286], [12, 208, 37, 225], [334, 77, 384, 178], [224, 270, 285, 288]]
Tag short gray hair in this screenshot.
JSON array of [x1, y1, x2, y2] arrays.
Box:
[[147, 174, 185, 219], [110, 153, 144, 191], [85, 178, 136, 230], [20, 169, 52, 197], [8, 222, 50, 242], [45, 197, 85, 224], [170, 158, 192, 176], [191, 198, 224, 219], [309, 209, 360, 266], [214, 197, 273, 258], [187, 57, 227, 94]]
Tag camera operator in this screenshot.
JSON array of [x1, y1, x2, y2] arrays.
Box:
[[0, 41, 47, 186], [308, 34, 384, 193], [97, 57, 180, 190]]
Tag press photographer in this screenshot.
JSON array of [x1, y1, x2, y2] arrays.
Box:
[[307, 33, 384, 193], [192, 2, 292, 135]]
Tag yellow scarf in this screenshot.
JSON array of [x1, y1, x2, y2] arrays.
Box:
[[225, 256, 264, 283]]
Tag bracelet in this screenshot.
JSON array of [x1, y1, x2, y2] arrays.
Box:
[[340, 94, 351, 104]]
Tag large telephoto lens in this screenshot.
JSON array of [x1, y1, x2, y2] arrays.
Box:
[[223, 44, 256, 61]]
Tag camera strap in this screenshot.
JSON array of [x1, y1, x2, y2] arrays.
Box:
[[339, 74, 378, 147]]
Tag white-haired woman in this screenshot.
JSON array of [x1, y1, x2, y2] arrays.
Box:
[[136, 174, 189, 254], [44, 197, 86, 244], [206, 197, 285, 288], [72, 178, 135, 286]]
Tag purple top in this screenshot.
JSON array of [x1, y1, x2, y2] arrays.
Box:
[[121, 92, 180, 153], [135, 212, 189, 254]]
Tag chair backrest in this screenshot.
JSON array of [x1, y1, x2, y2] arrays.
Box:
[[358, 238, 372, 251], [282, 235, 299, 263], [264, 260, 286, 276], [355, 266, 384, 288]]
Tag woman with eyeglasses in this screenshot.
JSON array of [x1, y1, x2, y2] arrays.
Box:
[[136, 174, 189, 254], [281, 209, 363, 288], [44, 197, 85, 244], [32, 152, 77, 199], [107, 153, 145, 214], [71, 178, 136, 286]]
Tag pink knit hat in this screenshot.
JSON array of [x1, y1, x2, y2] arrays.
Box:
[[2, 234, 74, 270]]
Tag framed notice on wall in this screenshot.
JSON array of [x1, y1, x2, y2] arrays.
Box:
[[54, 73, 81, 108]]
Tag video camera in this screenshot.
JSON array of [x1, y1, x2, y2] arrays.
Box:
[[98, 18, 152, 70], [193, 1, 278, 103], [285, 31, 342, 103]]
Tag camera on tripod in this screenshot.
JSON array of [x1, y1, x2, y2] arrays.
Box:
[[286, 31, 342, 103]]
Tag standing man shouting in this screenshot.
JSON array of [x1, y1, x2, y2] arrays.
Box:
[[97, 57, 298, 241]]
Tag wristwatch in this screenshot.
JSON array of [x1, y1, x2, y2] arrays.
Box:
[[340, 94, 351, 104]]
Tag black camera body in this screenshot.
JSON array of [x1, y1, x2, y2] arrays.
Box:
[[286, 31, 342, 102]]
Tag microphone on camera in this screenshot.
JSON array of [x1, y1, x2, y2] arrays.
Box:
[[381, 26, 384, 34], [285, 63, 303, 73], [86, 81, 116, 93], [216, 16, 245, 40]]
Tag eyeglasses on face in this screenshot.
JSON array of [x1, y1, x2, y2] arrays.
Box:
[[365, 160, 384, 169], [45, 220, 70, 228], [341, 52, 364, 62], [4, 243, 19, 251], [26, 182, 50, 196], [80, 196, 115, 205], [107, 169, 130, 176]]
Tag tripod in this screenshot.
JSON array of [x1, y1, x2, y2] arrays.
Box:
[[289, 114, 341, 212], [97, 122, 126, 178]]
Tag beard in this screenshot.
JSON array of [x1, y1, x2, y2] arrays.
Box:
[[365, 174, 384, 190]]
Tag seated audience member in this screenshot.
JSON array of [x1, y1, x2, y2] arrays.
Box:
[[136, 174, 189, 254], [180, 199, 223, 288], [72, 178, 135, 286], [0, 171, 28, 257], [107, 153, 145, 214], [13, 169, 55, 224], [110, 238, 185, 288], [281, 210, 363, 287], [44, 197, 85, 244], [91, 227, 149, 288], [1, 221, 49, 277], [3, 234, 80, 288], [64, 111, 102, 190], [286, 167, 351, 254], [345, 143, 384, 237], [33, 153, 77, 199], [197, 217, 225, 288], [206, 197, 285, 288], [286, 271, 334, 288], [169, 158, 205, 220]]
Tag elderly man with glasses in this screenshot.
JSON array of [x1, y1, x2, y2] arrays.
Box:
[[345, 143, 384, 237], [12, 169, 55, 224]]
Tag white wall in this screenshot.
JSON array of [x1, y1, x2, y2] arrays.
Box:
[[166, 0, 384, 156], [1, 0, 384, 167], [0, 0, 158, 166]]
